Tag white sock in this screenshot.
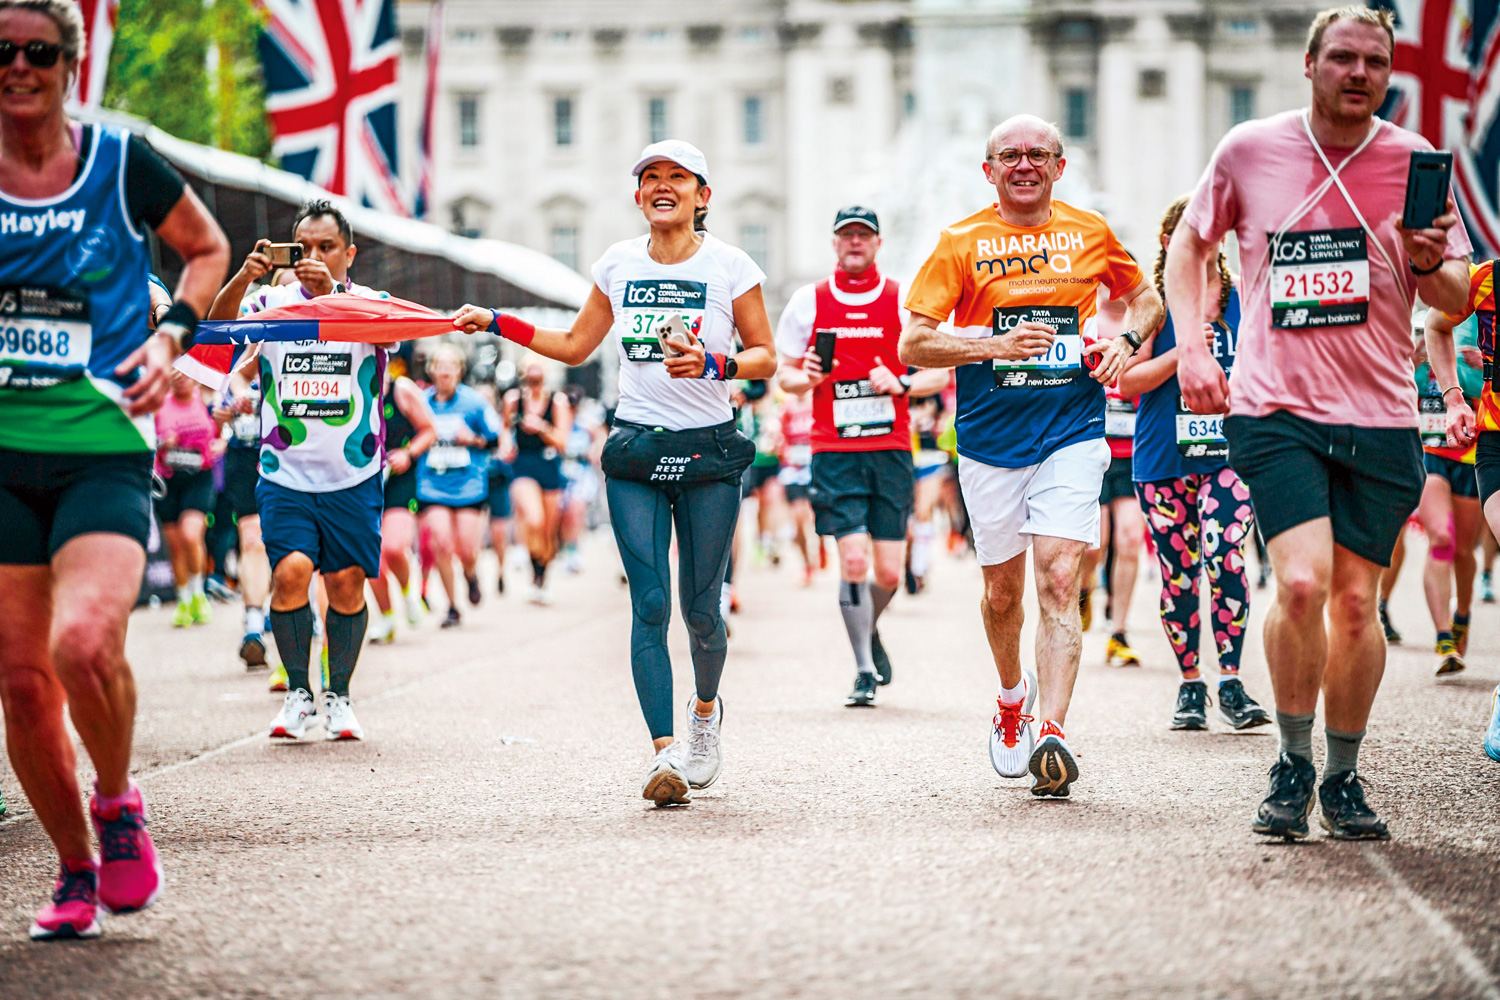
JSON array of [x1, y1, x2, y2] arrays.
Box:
[[1219, 673, 1238, 686], [911, 522, 935, 578], [177, 584, 192, 605], [720, 581, 732, 618], [245, 606, 265, 634], [189, 573, 204, 597], [999, 677, 1026, 703]]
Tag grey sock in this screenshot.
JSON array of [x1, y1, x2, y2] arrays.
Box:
[[1325, 727, 1365, 776], [269, 603, 315, 694], [1276, 710, 1315, 760], [839, 580, 875, 674], [324, 604, 369, 697], [871, 583, 896, 623]]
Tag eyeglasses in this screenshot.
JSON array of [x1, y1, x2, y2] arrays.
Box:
[[0, 40, 68, 69], [991, 147, 1059, 168]]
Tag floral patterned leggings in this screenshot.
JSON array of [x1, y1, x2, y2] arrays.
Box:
[[1136, 468, 1255, 678]]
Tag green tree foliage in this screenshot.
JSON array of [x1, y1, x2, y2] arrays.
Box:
[[102, 0, 271, 159]]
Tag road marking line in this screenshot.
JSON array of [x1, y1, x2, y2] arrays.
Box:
[[1362, 846, 1500, 1000], [0, 610, 623, 828]]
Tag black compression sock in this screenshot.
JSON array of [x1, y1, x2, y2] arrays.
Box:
[[269, 604, 316, 694], [324, 604, 369, 697]]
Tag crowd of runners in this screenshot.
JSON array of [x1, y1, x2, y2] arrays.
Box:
[[3, 0, 1500, 944]]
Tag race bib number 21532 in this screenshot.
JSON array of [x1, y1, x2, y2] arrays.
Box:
[[1268, 228, 1369, 329]]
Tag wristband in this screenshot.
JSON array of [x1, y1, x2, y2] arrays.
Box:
[[701, 352, 726, 380], [487, 312, 537, 348], [157, 301, 199, 351], [1409, 256, 1444, 276], [1441, 385, 1464, 402]]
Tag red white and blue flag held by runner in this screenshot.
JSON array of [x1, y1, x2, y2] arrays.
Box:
[[1378, 0, 1500, 257], [176, 295, 455, 390], [253, 0, 407, 216]]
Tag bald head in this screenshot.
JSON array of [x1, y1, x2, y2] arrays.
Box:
[[985, 115, 1064, 161]]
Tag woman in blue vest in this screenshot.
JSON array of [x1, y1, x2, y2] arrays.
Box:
[[0, 0, 229, 940]]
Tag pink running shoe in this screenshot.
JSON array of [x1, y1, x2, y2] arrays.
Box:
[[90, 783, 163, 914], [29, 859, 102, 940]]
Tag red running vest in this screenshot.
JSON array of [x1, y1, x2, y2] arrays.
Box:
[[810, 277, 910, 453]]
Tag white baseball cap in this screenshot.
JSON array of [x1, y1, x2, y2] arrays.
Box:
[[631, 140, 710, 185]]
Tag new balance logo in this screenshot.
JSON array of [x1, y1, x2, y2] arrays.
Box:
[[1001, 372, 1028, 387]]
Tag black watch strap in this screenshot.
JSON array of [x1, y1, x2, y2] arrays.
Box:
[[724, 356, 739, 380], [1121, 329, 1143, 351]]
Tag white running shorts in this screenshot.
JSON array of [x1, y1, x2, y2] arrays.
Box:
[[958, 437, 1111, 566]]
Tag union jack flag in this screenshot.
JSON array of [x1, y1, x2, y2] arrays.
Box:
[[1378, 0, 1500, 257], [254, 0, 406, 216]]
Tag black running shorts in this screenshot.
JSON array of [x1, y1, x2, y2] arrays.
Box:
[[0, 450, 154, 564], [1224, 410, 1422, 567], [223, 447, 260, 519], [809, 449, 914, 541], [1474, 432, 1500, 506], [1099, 453, 1134, 505], [157, 468, 215, 523]]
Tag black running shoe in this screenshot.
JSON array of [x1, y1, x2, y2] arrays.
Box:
[[1318, 770, 1390, 840], [496, 572, 506, 596], [845, 671, 877, 707], [872, 630, 893, 686], [1252, 752, 1316, 840], [904, 565, 918, 596], [440, 607, 462, 629], [1217, 678, 1271, 729], [1379, 602, 1401, 644], [239, 633, 267, 669], [466, 575, 482, 608], [1171, 680, 1210, 730]]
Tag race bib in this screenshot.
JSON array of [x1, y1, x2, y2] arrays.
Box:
[[232, 413, 260, 446], [1268, 228, 1369, 329], [0, 285, 93, 390], [1175, 397, 1228, 459], [165, 447, 203, 472], [991, 305, 1080, 389], [1105, 398, 1136, 438], [1419, 394, 1449, 449], [279, 352, 352, 418], [428, 444, 471, 471], [832, 379, 896, 438], [621, 279, 707, 363]]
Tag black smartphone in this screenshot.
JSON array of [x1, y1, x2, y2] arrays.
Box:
[[813, 329, 837, 375], [1402, 150, 1453, 230]]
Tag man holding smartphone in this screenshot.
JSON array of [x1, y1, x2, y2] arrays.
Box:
[[1166, 5, 1472, 840], [775, 206, 946, 707], [207, 199, 392, 743]]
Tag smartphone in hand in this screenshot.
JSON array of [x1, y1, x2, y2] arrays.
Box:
[[813, 329, 837, 375], [266, 242, 304, 268], [1403, 150, 1453, 230]]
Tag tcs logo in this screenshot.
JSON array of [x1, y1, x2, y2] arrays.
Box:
[[626, 285, 657, 305]]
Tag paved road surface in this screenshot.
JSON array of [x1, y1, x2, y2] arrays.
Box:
[[2, 530, 1498, 999]]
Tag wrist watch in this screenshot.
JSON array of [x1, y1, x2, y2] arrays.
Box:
[[1121, 329, 1143, 352], [724, 356, 739, 380], [897, 374, 913, 395]]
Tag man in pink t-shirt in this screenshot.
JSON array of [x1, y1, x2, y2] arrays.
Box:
[[1165, 5, 1471, 843]]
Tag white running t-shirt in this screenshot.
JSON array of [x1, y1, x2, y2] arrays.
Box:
[[592, 233, 765, 431]]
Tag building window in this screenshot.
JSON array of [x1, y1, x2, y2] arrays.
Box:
[[741, 224, 768, 270], [648, 96, 670, 143], [1139, 69, 1166, 99], [1062, 87, 1090, 141], [1230, 85, 1255, 125], [903, 91, 916, 118], [644, 28, 668, 43], [457, 94, 479, 149], [1223, 18, 1259, 37], [548, 29, 574, 44], [452, 28, 478, 45], [738, 26, 768, 43], [828, 76, 854, 104], [743, 96, 763, 145], [554, 97, 574, 147], [551, 226, 579, 272]]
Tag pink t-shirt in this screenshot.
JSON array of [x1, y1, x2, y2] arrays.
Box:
[[154, 392, 218, 478], [1183, 109, 1472, 427]]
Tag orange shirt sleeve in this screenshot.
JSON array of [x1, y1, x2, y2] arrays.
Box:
[[904, 229, 966, 323], [1100, 223, 1144, 300], [1443, 261, 1489, 323]]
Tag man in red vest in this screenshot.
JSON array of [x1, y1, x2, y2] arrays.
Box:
[[776, 206, 948, 707]]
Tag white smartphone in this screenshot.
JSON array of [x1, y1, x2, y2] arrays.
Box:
[[654, 316, 692, 358]]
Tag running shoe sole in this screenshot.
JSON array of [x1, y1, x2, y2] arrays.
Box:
[[1171, 715, 1208, 731], [1028, 737, 1078, 798], [240, 635, 267, 668], [325, 727, 363, 741], [1252, 816, 1310, 840], [1318, 813, 1391, 841], [29, 916, 102, 941], [1218, 708, 1272, 730], [1435, 657, 1466, 677], [642, 767, 691, 807]]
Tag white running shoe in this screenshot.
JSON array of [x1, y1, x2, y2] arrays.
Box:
[[403, 583, 426, 626], [321, 691, 364, 741], [368, 611, 396, 645], [684, 697, 724, 789], [989, 666, 1037, 778], [528, 583, 553, 606], [270, 688, 317, 739], [641, 741, 691, 806]]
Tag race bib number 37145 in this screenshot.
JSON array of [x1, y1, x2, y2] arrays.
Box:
[[991, 305, 1080, 389], [1268, 228, 1369, 329], [622, 279, 708, 363]]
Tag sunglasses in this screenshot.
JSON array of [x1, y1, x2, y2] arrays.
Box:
[[0, 40, 68, 69]]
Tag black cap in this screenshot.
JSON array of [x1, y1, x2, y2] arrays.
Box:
[[832, 205, 879, 234]]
